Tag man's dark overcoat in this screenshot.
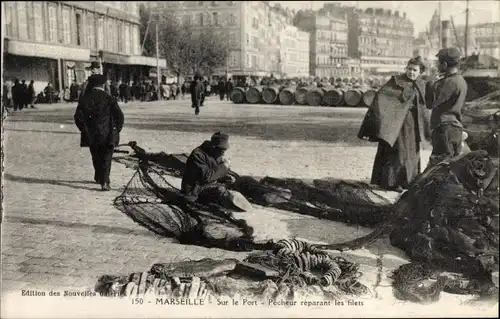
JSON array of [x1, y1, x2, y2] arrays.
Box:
[[190, 79, 204, 108], [74, 88, 124, 148]]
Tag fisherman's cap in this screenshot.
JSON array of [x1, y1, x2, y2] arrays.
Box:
[[436, 47, 462, 63], [211, 131, 230, 150]]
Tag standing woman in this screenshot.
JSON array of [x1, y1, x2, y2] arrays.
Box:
[[358, 56, 431, 192]]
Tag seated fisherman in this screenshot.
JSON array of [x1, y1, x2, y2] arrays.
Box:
[[181, 132, 236, 205]]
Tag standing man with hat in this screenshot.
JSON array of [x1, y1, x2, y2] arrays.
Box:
[[74, 74, 124, 191], [80, 62, 111, 100], [425, 47, 468, 168], [181, 131, 235, 205]]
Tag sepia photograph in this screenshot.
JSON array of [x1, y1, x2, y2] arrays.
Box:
[[1, 0, 499, 318]]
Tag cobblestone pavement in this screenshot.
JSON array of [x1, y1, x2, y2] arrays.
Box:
[[2, 99, 488, 315]]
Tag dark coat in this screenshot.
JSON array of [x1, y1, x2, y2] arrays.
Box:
[[190, 79, 204, 107], [181, 141, 230, 202], [358, 74, 431, 147], [74, 88, 124, 148]]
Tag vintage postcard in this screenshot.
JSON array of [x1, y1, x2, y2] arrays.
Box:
[[1, 0, 499, 318]]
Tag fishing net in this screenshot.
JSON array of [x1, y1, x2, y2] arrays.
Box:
[[113, 162, 262, 252], [95, 242, 369, 301], [113, 143, 499, 303]]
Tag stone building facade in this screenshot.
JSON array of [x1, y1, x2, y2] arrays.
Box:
[[3, 1, 166, 94], [158, 1, 309, 77], [294, 10, 349, 78]]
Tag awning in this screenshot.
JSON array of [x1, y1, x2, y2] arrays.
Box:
[[128, 55, 166, 68], [101, 51, 129, 65], [5, 39, 90, 61]]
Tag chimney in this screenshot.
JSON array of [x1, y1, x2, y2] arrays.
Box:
[[442, 20, 452, 48]]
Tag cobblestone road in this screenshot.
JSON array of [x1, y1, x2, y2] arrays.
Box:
[[3, 99, 489, 316]]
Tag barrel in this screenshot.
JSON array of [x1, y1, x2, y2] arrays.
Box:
[[230, 87, 247, 104], [295, 86, 314, 105], [262, 85, 281, 104], [323, 87, 344, 107], [362, 89, 377, 107], [344, 89, 364, 107], [245, 86, 264, 104], [278, 86, 296, 105], [306, 87, 324, 106]]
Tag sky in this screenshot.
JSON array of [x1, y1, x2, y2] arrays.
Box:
[[273, 1, 500, 36]]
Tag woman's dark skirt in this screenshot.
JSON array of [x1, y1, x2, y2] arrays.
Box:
[[371, 107, 421, 189]]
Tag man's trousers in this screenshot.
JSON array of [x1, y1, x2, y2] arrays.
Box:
[[90, 143, 114, 185], [427, 124, 463, 167]]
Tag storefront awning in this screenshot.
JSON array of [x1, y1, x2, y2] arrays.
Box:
[[101, 51, 130, 65], [5, 39, 90, 61], [128, 55, 166, 68]]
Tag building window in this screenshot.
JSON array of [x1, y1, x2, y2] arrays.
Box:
[[252, 17, 258, 29], [117, 21, 123, 52], [107, 19, 114, 51], [48, 4, 58, 43], [97, 17, 105, 49], [124, 23, 130, 54], [17, 2, 28, 40], [199, 13, 204, 26], [33, 2, 44, 42], [252, 55, 257, 68], [229, 51, 238, 67], [229, 13, 236, 25], [229, 33, 237, 47], [213, 12, 219, 25], [76, 13, 83, 46], [87, 13, 95, 48], [63, 7, 71, 44], [183, 14, 191, 25], [133, 25, 140, 55]]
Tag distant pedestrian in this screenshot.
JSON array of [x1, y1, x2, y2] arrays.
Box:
[[225, 79, 233, 101], [20, 80, 29, 110], [425, 48, 467, 168], [44, 83, 54, 104], [218, 79, 226, 101], [190, 75, 204, 115], [74, 74, 124, 191]]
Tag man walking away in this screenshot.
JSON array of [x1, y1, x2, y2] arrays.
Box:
[[225, 78, 233, 101], [218, 78, 226, 101], [28, 80, 36, 108], [20, 80, 29, 110], [190, 75, 204, 115], [74, 74, 124, 191], [44, 83, 55, 104], [426, 48, 468, 168]]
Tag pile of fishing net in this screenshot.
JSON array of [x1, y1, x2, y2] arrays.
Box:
[[347, 151, 498, 304], [95, 239, 369, 301], [463, 109, 499, 157]]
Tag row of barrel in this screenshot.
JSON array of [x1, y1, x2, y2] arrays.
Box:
[[229, 85, 378, 107]]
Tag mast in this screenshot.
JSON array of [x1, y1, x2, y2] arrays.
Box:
[[465, 0, 469, 57], [438, 1, 442, 48]]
